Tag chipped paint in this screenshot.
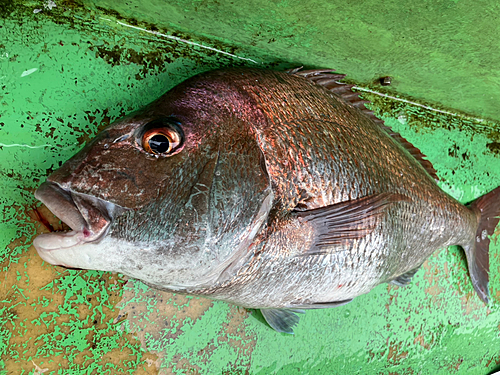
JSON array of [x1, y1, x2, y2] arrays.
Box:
[[20, 68, 38, 77], [1, 1, 500, 374]]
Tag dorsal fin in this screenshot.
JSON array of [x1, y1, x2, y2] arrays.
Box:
[[288, 68, 439, 180], [379, 124, 438, 180]]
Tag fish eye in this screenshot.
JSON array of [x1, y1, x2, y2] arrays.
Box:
[[141, 118, 183, 156]]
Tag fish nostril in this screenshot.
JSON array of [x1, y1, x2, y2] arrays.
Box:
[[83, 228, 91, 237]]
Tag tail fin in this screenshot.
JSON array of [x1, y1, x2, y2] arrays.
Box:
[[465, 186, 500, 303]]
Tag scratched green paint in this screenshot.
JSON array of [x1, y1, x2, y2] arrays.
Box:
[[1, 1, 500, 374], [89, 0, 500, 121]]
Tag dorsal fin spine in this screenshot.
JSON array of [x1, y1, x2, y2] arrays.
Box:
[[289, 68, 439, 181]]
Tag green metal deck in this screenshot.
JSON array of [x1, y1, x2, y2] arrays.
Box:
[[1, 1, 500, 373]]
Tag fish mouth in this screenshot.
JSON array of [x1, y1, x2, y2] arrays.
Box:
[[33, 181, 125, 266]]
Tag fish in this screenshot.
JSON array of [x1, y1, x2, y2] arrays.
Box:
[[33, 68, 500, 334]]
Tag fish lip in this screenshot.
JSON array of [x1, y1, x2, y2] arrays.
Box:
[[33, 181, 125, 256]]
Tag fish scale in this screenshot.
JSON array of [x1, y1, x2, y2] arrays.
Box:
[[186, 70, 479, 299]]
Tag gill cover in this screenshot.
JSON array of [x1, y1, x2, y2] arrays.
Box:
[[35, 70, 274, 290]]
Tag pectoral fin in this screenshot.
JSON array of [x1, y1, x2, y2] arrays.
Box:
[[260, 308, 305, 334], [294, 193, 408, 256]]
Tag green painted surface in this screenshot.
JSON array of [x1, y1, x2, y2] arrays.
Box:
[[91, 0, 500, 121], [1, 1, 500, 374]]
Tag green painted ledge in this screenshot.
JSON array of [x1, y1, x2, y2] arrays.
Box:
[[74, 0, 500, 121], [1, 1, 500, 374]]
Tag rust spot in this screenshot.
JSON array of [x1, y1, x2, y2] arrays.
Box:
[[1, 204, 159, 373], [45, 126, 56, 139], [414, 334, 431, 350], [114, 279, 216, 374], [1, 221, 156, 373], [386, 341, 408, 365], [422, 261, 446, 306], [447, 357, 463, 372], [487, 141, 500, 155]]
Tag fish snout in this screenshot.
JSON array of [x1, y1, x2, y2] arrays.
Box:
[[34, 181, 126, 248]]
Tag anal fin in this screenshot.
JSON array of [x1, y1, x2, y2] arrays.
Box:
[[390, 266, 421, 287], [260, 308, 305, 334]]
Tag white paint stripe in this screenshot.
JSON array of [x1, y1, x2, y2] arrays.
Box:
[[100, 17, 260, 64], [354, 86, 489, 124], [0, 143, 78, 149]]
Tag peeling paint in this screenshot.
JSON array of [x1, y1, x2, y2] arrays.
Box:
[[20, 68, 38, 77]]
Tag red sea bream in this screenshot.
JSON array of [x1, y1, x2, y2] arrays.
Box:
[[33, 68, 500, 333]]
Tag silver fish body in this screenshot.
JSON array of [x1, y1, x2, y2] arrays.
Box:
[[33, 68, 500, 333]]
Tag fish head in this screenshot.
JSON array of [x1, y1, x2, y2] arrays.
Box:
[[34, 70, 273, 291]]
